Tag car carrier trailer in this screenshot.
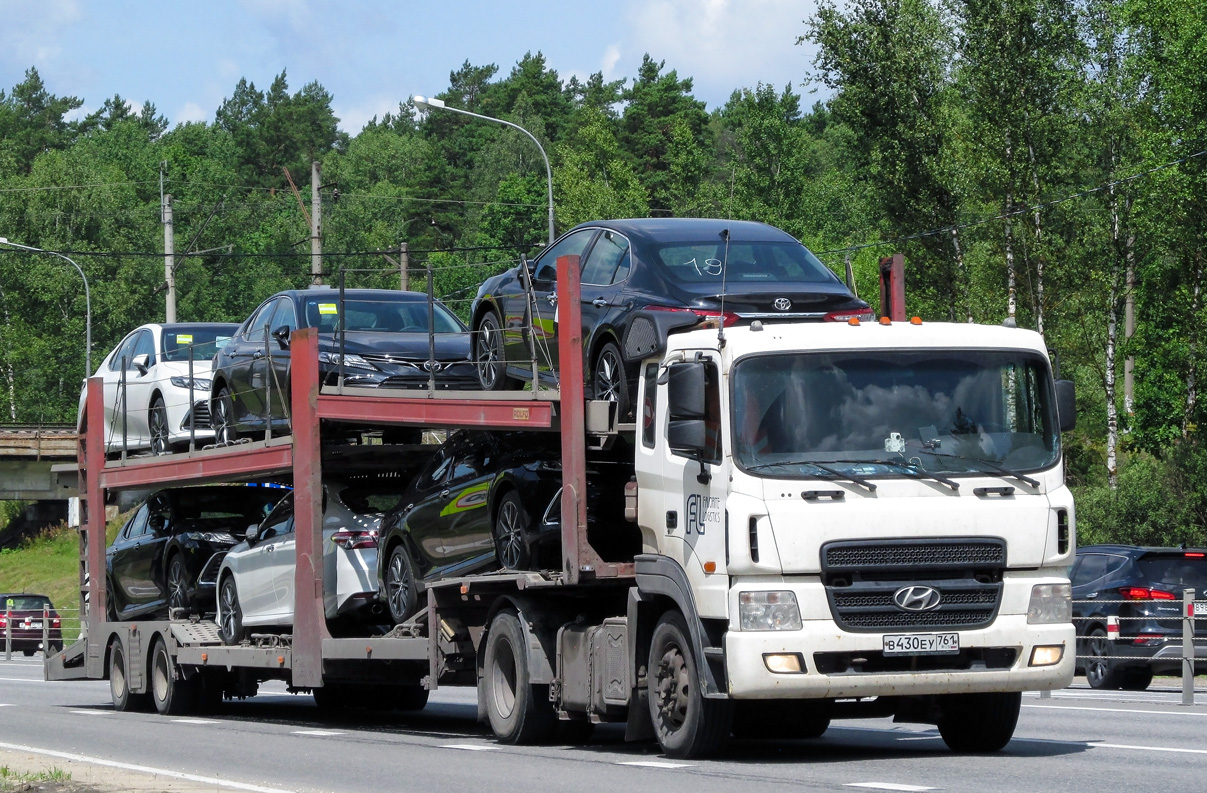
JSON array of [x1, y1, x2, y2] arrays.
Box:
[[48, 253, 1078, 759]]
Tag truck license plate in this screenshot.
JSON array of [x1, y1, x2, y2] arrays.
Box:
[[883, 633, 959, 655]]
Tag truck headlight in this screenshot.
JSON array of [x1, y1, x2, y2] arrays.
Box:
[[738, 590, 802, 631], [1027, 583, 1071, 624]]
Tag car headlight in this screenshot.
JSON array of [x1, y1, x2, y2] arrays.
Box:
[[738, 590, 802, 631], [318, 351, 378, 370], [1027, 583, 1072, 624], [170, 376, 213, 390]]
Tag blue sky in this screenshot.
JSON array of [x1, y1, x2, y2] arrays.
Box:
[[0, 0, 825, 133]]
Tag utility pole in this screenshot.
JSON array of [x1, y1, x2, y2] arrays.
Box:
[[163, 193, 176, 322], [311, 161, 323, 286], [400, 242, 409, 291]]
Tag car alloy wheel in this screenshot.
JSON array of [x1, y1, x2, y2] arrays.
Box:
[[167, 555, 190, 612], [149, 397, 170, 455], [592, 342, 629, 419], [212, 387, 237, 444], [385, 545, 418, 623], [218, 576, 245, 644], [475, 311, 506, 391], [1085, 626, 1123, 690], [493, 492, 531, 571]]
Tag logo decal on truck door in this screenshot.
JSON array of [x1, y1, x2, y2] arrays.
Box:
[[685, 493, 721, 535]]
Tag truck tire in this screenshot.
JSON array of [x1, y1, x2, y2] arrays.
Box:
[[391, 685, 430, 712], [150, 638, 196, 715], [648, 611, 733, 758], [482, 610, 555, 744], [936, 691, 1021, 752], [108, 636, 150, 712], [313, 683, 345, 713]]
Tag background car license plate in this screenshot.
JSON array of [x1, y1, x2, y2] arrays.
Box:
[[883, 633, 959, 655]]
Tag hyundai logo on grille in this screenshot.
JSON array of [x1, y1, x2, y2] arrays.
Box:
[[892, 585, 942, 612], [773, 297, 792, 311]]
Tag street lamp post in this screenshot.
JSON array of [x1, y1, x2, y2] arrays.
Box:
[[0, 237, 92, 377], [413, 95, 556, 246]]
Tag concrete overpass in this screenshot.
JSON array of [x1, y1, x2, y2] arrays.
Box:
[[0, 424, 79, 500]]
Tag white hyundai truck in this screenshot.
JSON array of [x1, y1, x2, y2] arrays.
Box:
[[52, 266, 1075, 762]]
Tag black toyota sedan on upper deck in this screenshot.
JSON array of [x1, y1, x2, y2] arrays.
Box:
[[468, 218, 872, 417], [210, 289, 476, 442]]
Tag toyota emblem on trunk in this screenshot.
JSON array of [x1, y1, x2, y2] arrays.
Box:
[[774, 297, 792, 311], [893, 585, 942, 612]]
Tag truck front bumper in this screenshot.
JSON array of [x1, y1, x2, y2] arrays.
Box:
[[725, 596, 1074, 700]]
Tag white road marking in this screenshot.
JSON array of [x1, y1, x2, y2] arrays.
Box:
[[68, 709, 110, 715], [0, 741, 294, 793], [895, 735, 942, 741], [617, 760, 694, 769], [1025, 704, 1207, 717], [291, 729, 344, 736], [845, 784, 936, 792], [440, 743, 497, 751], [171, 718, 220, 724], [1088, 741, 1207, 756]]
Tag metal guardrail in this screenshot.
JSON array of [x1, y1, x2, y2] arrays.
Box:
[[1071, 589, 1202, 705]]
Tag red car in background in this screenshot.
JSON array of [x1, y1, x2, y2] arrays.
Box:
[[1, 593, 63, 656]]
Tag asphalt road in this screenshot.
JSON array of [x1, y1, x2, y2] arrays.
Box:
[[1, 657, 1205, 793]]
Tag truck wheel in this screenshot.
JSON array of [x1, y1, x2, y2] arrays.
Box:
[[936, 692, 1021, 752], [648, 611, 732, 758], [474, 310, 510, 391], [109, 637, 150, 712], [483, 610, 555, 744], [313, 683, 345, 713], [151, 638, 195, 715], [384, 545, 419, 624], [218, 577, 246, 645], [391, 685, 430, 712], [493, 491, 532, 571], [1085, 627, 1124, 689]]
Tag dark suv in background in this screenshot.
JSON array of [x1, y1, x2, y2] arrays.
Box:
[[0, 593, 63, 655], [1072, 544, 1207, 690]]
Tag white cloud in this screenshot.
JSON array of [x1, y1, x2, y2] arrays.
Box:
[[620, 0, 821, 105], [176, 102, 208, 124], [602, 43, 622, 77], [333, 95, 404, 134]]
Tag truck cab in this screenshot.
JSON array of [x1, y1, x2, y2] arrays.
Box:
[[629, 319, 1074, 748]]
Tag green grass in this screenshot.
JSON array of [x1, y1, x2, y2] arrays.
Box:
[[0, 764, 71, 791], [0, 513, 127, 643]]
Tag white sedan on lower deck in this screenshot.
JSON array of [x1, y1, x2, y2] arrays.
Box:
[[215, 479, 404, 642]]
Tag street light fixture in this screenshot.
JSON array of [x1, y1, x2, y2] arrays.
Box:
[[0, 237, 92, 378], [414, 95, 556, 246]]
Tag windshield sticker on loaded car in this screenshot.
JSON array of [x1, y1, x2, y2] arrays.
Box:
[[176, 334, 193, 344], [318, 303, 338, 315]]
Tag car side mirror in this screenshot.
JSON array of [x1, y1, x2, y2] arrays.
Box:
[[132, 354, 150, 376], [272, 325, 291, 349], [1056, 379, 1076, 432], [245, 524, 259, 545]]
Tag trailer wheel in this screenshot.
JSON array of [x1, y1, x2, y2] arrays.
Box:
[[483, 610, 555, 744], [218, 577, 245, 644], [390, 685, 430, 712], [151, 638, 195, 715], [936, 691, 1021, 753], [312, 683, 345, 713], [108, 637, 150, 712], [648, 611, 732, 758]]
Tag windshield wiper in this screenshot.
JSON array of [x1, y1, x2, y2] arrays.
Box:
[[746, 460, 877, 492], [924, 452, 1040, 488], [867, 459, 960, 491]]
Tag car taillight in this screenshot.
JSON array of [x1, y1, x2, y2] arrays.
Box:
[[1133, 634, 1165, 645], [331, 529, 378, 550], [823, 308, 876, 323], [0, 616, 5, 627], [1118, 586, 1177, 600], [52, 617, 61, 627], [644, 305, 741, 327]]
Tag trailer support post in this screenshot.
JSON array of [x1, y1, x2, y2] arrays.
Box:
[[291, 328, 327, 688]]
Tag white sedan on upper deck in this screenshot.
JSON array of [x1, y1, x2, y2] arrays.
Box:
[[77, 322, 238, 456]]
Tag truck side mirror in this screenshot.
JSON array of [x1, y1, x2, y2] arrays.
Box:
[[667, 362, 708, 457], [1056, 379, 1076, 432]]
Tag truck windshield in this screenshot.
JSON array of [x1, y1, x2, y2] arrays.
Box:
[[732, 349, 1060, 478]]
